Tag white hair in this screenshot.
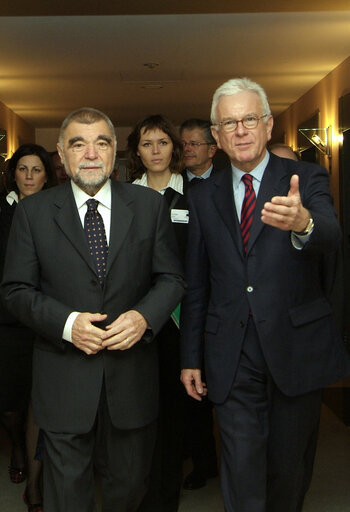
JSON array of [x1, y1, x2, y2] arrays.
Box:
[[211, 77, 271, 127]]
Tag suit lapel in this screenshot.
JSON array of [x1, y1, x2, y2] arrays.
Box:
[[53, 183, 96, 274], [212, 168, 243, 256], [247, 155, 291, 254], [53, 181, 135, 279], [106, 182, 133, 275]]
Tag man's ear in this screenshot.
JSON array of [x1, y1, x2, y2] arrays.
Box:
[[210, 126, 221, 149], [56, 143, 64, 163], [208, 145, 218, 158], [266, 115, 274, 143]]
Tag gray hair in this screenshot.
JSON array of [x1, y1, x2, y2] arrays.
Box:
[[180, 118, 216, 145], [211, 78, 271, 127], [58, 107, 116, 148]]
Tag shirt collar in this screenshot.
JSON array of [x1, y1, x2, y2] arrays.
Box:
[[187, 164, 213, 181], [133, 172, 183, 196], [6, 191, 19, 205], [231, 151, 270, 190], [71, 179, 112, 209]]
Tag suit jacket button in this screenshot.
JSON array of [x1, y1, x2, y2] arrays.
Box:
[[247, 286, 253, 292], [240, 321, 245, 328]]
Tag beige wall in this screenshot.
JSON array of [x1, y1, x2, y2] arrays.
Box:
[[273, 56, 350, 213], [0, 100, 35, 158]]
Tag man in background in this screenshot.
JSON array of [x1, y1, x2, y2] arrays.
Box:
[[50, 150, 68, 184], [180, 118, 221, 183], [179, 118, 219, 491], [269, 142, 299, 161]]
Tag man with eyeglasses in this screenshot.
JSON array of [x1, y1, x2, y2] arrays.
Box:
[[180, 119, 219, 184], [1, 107, 185, 512], [180, 78, 350, 512], [179, 118, 221, 491]]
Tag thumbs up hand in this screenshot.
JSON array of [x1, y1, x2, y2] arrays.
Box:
[[261, 174, 311, 232]]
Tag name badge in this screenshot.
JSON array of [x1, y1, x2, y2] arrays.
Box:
[[171, 209, 189, 224]]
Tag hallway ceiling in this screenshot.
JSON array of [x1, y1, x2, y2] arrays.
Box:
[[0, 2, 349, 128]]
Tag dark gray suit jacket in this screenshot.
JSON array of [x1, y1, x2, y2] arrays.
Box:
[[181, 154, 350, 404], [1, 179, 185, 432]]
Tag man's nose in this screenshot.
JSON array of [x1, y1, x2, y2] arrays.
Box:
[[84, 143, 98, 158], [235, 120, 248, 135]]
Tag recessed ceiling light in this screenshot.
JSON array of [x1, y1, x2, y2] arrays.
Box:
[[141, 84, 163, 89], [143, 62, 160, 70]]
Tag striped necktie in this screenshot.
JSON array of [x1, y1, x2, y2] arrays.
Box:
[[240, 174, 256, 253], [84, 199, 108, 286]]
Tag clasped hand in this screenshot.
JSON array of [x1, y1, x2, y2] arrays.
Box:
[[261, 174, 310, 232], [71, 310, 147, 355]]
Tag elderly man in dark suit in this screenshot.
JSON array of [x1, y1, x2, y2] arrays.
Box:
[[1, 107, 185, 512], [180, 78, 350, 512]]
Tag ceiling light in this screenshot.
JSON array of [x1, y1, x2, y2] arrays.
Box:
[[141, 84, 163, 89], [143, 62, 159, 70]]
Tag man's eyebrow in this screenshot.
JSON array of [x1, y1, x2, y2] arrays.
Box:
[[97, 135, 112, 143], [68, 136, 85, 147]]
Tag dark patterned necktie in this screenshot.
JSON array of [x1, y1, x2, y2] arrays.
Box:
[[240, 174, 257, 253], [84, 199, 108, 286]]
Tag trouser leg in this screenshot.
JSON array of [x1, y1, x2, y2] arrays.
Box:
[[266, 386, 322, 512], [136, 320, 185, 512], [215, 319, 269, 512], [185, 394, 218, 477], [43, 429, 96, 512], [96, 383, 157, 512]]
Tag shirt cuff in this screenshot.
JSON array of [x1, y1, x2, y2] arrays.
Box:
[[62, 312, 80, 342], [291, 229, 313, 250]]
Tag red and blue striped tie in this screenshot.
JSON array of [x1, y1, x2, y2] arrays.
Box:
[[240, 174, 256, 253]]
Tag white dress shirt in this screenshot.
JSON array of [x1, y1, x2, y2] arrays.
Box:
[[63, 179, 112, 342]]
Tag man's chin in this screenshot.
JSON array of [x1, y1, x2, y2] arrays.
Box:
[[72, 174, 109, 195]]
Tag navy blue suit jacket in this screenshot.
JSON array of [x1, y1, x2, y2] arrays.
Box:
[[181, 154, 350, 403]]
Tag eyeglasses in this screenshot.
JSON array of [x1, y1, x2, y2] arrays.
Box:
[[182, 141, 215, 148], [215, 114, 268, 133]]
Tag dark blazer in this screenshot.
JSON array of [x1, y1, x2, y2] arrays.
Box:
[[181, 154, 350, 404], [164, 179, 190, 262], [0, 196, 35, 413], [1, 179, 185, 433], [0, 197, 16, 324], [181, 162, 223, 186]]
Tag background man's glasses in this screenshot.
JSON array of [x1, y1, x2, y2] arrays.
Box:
[[182, 141, 215, 148]]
